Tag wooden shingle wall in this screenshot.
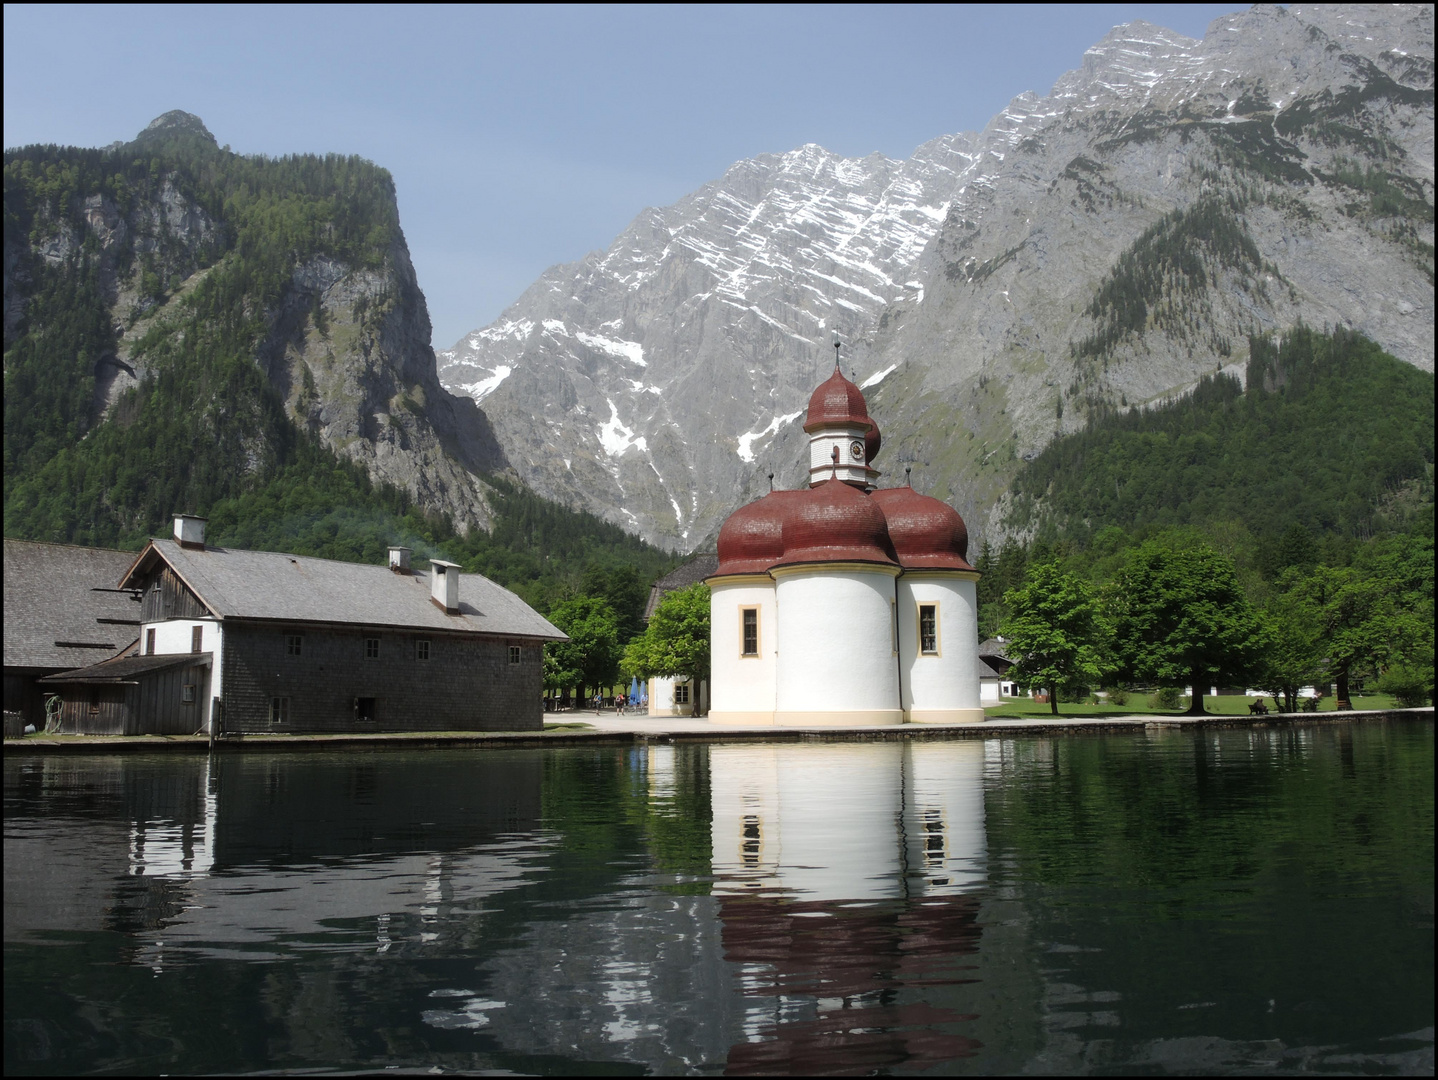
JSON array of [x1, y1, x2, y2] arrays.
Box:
[[221, 626, 544, 734], [140, 566, 209, 623], [60, 685, 134, 735], [136, 663, 210, 735]]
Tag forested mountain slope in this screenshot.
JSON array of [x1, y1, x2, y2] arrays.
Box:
[[1003, 326, 1434, 549], [2, 112, 672, 602], [4, 110, 503, 545], [439, 4, 1433, 551]]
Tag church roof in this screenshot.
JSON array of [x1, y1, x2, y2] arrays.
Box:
[[772, 478, 898, 570], [803, 367, 874, 434], [714, 491, 801, 576], [869, 487, 973, 571]]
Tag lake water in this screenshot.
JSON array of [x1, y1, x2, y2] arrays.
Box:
[[4, 721, 1432, 1076]]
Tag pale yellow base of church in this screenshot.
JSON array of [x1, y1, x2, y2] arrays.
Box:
[[708, 708, 987, 726], [707, 711, 781, 725], [906, 708, 988, 725]]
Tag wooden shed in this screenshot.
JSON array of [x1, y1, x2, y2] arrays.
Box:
[[40, 653, 212, 736]]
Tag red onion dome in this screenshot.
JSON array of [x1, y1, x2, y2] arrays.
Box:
[[803, 367, 873, 433], [865, 419, 882, 464], [714, 490, 803, 576], [773, 478, 898, 569], [870, 487, 974, 571]]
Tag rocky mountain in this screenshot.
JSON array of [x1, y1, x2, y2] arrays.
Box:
[[4, 112, 506, 541], [439, 3, 1434, 551]]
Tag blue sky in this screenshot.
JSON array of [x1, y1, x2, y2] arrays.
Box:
[[4, 4, 1240, 348]]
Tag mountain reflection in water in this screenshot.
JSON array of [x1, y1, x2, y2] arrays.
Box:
[[4, 723, 1434, 1076]]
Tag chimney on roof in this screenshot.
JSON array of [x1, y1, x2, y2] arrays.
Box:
[[388, 546, 412, 573], [430, 560, 460, 613], [173, 514, 207, 549]]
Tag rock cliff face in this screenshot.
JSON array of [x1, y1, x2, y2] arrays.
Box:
[[246, 238, 507, 533], [439, 3, 1433, 551], [4, 112, 506, 534]]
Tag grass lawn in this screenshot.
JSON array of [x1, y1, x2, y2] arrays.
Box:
[[983, 693, 1401, 720]]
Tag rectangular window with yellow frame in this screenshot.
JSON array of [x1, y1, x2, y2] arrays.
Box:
[[741, 606, 759, 657], [919, 603, 940, 656]]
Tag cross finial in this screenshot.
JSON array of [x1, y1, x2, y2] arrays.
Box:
[[833, 339, 841, 371]]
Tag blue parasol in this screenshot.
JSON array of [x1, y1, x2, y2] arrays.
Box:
[[629, 676, 641, 700]]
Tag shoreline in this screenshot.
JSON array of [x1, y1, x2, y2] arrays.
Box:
[[3, 707, 1430, 754]]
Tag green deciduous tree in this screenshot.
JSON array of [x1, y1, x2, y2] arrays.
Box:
[[545, 596, 620, 705], [621, 583, 710, 717], [1108, 541, 1265, 714], [1294, 535, 1434, 706], [1000, 561, 1107, 716], [1253, 569, 1327, 712]]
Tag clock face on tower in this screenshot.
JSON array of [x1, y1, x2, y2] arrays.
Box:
[[849, 440, 864, 461]]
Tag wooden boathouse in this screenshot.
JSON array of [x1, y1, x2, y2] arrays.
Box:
[[32, 516, 567, 736]]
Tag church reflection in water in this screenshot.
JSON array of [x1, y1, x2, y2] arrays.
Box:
[[706, 741, 990, 1073], [6, 741, 1000, 1075]]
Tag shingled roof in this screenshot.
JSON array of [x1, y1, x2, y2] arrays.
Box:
[[40, 651, 212, 684], [120, 539, 566, 641], [644, 554, 718, 620], [3, 540, 141, 669]]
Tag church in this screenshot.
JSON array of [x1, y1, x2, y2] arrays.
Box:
[[706, 356, 983, 726]]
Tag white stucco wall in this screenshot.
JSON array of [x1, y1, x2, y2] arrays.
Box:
[[647, 676, 705, 716], [897, 574, 980, 716], [774, 566, 901, 718], [141, 617, 223, 732], [708, 579, 777, 719]]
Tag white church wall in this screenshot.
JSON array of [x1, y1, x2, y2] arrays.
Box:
[[708, 578, 777, 723], [773, 565, 903, 725], [897, 574, 983, 724]]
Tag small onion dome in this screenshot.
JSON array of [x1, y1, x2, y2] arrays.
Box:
[[870, 487, 974, 571], [714, 490, 803, 576], [803, 366, 873, 434], [865, 419, 882, 464], [773, 477, 898, 569]]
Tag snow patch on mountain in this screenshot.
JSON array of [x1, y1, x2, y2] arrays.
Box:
[[598, 400, 647, 458], [737, 411, 803, 464], [576, 331, 646, 366]]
